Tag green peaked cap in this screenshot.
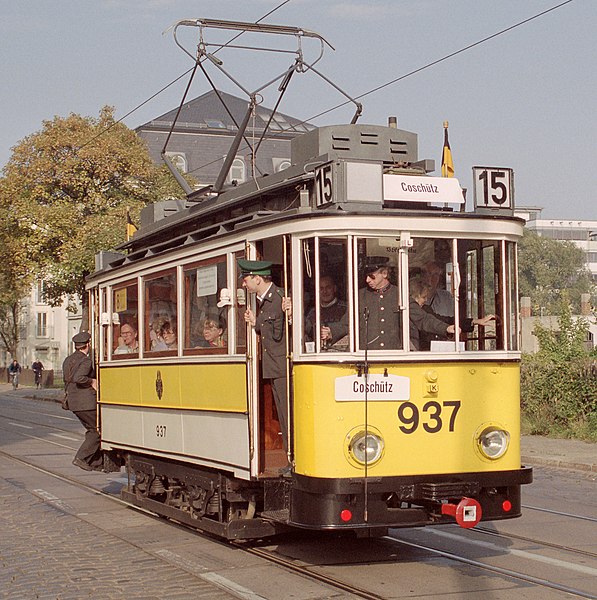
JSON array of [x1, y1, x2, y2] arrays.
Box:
[[238, 259, 273, 276]]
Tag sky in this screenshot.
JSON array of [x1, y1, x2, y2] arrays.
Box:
[[1, 0, 595, 220]]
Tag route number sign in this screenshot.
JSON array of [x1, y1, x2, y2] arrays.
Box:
[[473, 167, 513, 210]]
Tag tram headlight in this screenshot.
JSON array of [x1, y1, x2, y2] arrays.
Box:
[[346, 428, 384, 466], [477, 427, 510, 460]]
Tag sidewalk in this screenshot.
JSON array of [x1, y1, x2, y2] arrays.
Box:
[[2, 383, 595, 473]]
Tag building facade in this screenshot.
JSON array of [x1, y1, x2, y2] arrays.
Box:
[[517, 207, 597, 283]]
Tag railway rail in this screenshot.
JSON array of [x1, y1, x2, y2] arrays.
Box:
[[2, 400, 596, 599]]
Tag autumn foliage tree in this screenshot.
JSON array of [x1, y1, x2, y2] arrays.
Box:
[[0, 107, 187, 321]]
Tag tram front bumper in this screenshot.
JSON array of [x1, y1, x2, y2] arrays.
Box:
[[288, 467, 533, 529]]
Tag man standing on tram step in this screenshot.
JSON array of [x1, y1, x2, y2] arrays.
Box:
[[359, 256, 403, 350], [240, 259, 292, 460], [63, 331, 103, 471]]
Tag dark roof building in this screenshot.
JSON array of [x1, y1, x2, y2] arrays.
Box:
[[136, 90, 315, 189]]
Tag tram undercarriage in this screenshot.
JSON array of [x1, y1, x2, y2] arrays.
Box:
[[120, 453, 532, 540]]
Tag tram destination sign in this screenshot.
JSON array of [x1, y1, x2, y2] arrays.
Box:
[[473, 166, 514, 211], [383, 174, 464, 204], [335, 374, 410, 402]]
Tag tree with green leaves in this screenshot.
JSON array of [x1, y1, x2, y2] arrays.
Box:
[[521, 293, 597, 440], [0, 107, 190, 326], [518, 229, 592, 316]]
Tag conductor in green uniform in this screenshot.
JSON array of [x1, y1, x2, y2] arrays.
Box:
[[239, 260, 292, 457], [62, 331, 104, 471]]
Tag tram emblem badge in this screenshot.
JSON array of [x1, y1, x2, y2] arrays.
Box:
[[155, 371, 164, 400]]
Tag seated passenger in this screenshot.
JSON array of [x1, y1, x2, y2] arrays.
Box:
[[153, 320, 177, 351], [196, 317, 226, 348], [305, 274, 347, 349], [410, 279, 495, 350], [114, 323, 139, 354], [409, 279, 456, 350], [422, 260, 454, 317]]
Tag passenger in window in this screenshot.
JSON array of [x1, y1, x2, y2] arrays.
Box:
[[421, 261, 454, 317], [358, 256, 402, 349], [153, 320, 177, 351], [114, 322, 139, 355], [196, 317, 226, 348], [409, 279, 457, 350], [305, 274, 347, 350], [410, 278, 495, 350]]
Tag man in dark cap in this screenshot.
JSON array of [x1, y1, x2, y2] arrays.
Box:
[[239, 259, 292, 463], [63, 331, 103, 471], [358, 256, 403, 349]]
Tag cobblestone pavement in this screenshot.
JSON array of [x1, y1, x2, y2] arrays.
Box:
[[0, 478, 236, 600]]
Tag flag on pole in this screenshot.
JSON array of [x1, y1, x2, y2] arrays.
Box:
[[126, 209, 138, 240], [441, 121, 454, 178]]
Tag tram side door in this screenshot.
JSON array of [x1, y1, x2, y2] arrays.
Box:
[[245, 238, 289, 476]]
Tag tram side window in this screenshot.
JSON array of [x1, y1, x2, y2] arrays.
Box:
[[356, 238, 403, 350], [183, 258, 228, 353], [112, 281, 139, 358], [144, 271, 177, 354], [303, 238, 349, 352]]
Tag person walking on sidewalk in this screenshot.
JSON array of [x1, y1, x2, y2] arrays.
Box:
[[63, 332, 103, 471], [8, 359, 22, 390]]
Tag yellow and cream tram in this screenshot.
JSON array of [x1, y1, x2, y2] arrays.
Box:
[[89, 119, 532, 539]]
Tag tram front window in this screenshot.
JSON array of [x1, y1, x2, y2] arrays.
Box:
[[303, 238, 349, 353], [407, 237, 510, 352], [356, 239, 403, 350]]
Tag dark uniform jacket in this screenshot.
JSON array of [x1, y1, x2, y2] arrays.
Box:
[[412, 301, 475, 350], [359, 283, 402, 349], [255, 284, 287, 379], [62, 350, 96, 412], [305, 299, 347, 343]]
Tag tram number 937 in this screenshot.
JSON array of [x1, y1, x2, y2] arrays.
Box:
[[155, 425, 167, 438], [397, 400, 461, 434]]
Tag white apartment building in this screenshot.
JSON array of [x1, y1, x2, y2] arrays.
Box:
[[1, 281, 82, 372]]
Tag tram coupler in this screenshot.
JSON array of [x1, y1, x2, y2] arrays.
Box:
[[440, 497, 482, 528]]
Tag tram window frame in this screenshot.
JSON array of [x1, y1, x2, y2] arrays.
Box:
[[182, 256, 229, 356], [143, 269, 178, 357], [234, 250, 247, 354], [300, 236, 351, 354], [354, 236, 406, 352], [505, 241, 519, 351], [100, 287, 109, 362], [111, 279, 140, 359], [453, 239, 505, 351]]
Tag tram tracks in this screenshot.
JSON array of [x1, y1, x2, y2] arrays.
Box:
[[2, 410, 596, 599]]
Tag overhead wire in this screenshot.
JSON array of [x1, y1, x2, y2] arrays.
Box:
[[305, 0, 575, 123], [185, 0, 575, 177], [78, 0, 292, 151]]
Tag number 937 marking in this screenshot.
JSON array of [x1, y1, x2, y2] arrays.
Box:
[[397, 400, 461, 434]]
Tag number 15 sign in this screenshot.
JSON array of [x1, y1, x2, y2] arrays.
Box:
[[473, 167, 514, 211]]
